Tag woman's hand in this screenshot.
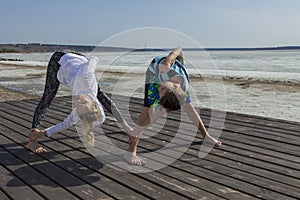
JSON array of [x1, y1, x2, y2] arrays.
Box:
[[29, 128, 46, 141]]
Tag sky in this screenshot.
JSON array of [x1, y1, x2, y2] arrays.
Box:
[[1, 0, 300, 48]]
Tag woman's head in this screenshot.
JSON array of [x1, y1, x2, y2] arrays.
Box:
[[75, 94, 102, 147], [76, 94, 100, 122], [158, 81, 186, 112]]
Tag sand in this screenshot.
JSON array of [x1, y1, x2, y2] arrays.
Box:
[[0, 85, 39, 102]]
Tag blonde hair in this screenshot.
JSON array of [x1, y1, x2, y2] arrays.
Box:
[[81, 120, 95, 146], [78, 104, 100, 146]]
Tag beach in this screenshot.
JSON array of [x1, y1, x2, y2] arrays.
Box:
[[0, 85, 38, 102], [1, 60, 299, 123]]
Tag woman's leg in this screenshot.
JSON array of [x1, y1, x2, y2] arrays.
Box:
[[31, 52, 65, 128], [96, 86, 132, 131], [28, 52, 65, 153]]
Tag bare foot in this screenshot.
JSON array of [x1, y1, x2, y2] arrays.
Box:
[[29, 128, 46, 141], [203, 134, 222, 147], [26, 141, 47, 153], [124, 152, 146, 166]]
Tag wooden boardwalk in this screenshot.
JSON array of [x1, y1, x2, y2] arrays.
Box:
[[0, 95, 299, 200]]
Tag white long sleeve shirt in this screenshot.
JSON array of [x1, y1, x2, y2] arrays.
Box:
[[45, 53, 105, 137]]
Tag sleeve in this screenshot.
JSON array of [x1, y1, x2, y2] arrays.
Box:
[[45, 112, 74, 137]]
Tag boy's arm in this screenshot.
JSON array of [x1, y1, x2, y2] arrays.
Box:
[[182, 103, 208, 135], [159, 47, 183, 73]]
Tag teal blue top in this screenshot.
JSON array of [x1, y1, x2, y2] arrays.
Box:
[[143, 56, 191, 108]]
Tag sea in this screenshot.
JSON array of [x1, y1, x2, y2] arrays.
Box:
[[0, 50, 299, 122]]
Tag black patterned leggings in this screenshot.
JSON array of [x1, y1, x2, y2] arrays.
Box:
[[31, 51, 126, 128]]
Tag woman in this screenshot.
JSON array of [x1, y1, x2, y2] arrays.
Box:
[[124, 47, 222, 165], [27, 51, 132, 153]]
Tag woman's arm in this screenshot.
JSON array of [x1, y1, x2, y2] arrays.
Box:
[[29, 112, 73, 141], [45, 112, 74, 137]]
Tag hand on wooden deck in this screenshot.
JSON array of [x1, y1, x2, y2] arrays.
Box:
[[26, 128, 47, 153]]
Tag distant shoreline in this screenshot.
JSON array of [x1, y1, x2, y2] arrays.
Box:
[[1, 43, 300, 53]]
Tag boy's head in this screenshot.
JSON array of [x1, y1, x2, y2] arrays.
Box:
[[159, 82, 186, 112]]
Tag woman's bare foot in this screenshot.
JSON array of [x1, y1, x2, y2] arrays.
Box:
[[203, 134, 222, 147], [124, 151, 146, 166], [26, 141, 46, 153]]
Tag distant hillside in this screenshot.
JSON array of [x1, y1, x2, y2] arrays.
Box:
[[0, 43, 132, 53], [1, 43, 300, 53], [184, 46, 300, 51]]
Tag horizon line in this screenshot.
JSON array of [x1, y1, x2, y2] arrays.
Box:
[[1, 43, 300, 51]]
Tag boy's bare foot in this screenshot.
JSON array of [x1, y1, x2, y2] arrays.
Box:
[[26, 141, 46, 153], [124, 152, 146, 166], [203, 134, 222, 147]]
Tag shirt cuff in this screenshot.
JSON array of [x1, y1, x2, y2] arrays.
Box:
[[45, 127, 54, 137]]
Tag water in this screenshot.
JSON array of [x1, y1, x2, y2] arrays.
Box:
[[1, 50, 300, 84], [0, 50, 299, 122]]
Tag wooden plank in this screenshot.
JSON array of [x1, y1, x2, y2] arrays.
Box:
[[0, 116, 151, 199], [0, 106, 204, 199], [0, 188, 11, 200], [0, 158, 44, 200], [0, 100, 242, 199], [1, 96, 299, 199], [46, 131, 250, 200], [29, 108, 290, 199], [0, 124, 114, 199], [0, 146, 78, 200], [1, 105, 225, 199], [2, 99, 298, 177], [4, 99, 300, 189], [100, 123, 300, 200]]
